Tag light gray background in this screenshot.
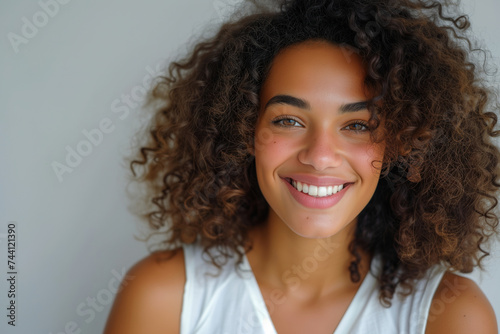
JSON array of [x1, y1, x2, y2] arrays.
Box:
[[1, 0, 499, 333]]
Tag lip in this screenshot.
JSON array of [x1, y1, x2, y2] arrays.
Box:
[[281, 177, 351, 209]]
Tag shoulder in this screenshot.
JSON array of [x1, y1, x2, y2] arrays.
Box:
[[104, 248, 186, 334], [425, 271, 498, 334]]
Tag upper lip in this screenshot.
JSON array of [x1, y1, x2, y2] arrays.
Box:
[[281, 173, 353, 186]]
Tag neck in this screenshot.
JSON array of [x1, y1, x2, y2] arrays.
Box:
[[247, 212, 371, 299]]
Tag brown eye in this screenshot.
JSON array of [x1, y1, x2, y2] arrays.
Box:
[[343, 121, 368, 132], [272, 117, 302, 128]]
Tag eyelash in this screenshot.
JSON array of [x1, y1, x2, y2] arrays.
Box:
[[271, 115, 302, 128], [343, 121, 369, 132], [271, 116, 369, 132]]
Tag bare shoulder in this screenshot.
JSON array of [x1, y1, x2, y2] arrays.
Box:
[[425, 272, 498, 334], [104, 248, 186, 334]]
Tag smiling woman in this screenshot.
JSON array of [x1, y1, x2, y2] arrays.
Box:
[[104, 0, 500, 333]]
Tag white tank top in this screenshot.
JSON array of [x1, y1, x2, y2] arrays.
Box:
[[180, 242, 446, 334]]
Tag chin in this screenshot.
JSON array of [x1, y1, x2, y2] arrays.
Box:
[[286, 218, 353, 239]]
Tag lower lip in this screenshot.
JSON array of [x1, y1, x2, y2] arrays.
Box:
[[282, 178, 350, 209]]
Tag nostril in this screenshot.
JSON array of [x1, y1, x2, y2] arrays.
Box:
[[297, 142, 343, 171]]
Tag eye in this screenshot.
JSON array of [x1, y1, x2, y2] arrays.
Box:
[[271, 116, 303, 128], [343, 121, 369, 132]]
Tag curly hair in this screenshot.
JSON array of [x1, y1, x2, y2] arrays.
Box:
[[128, 0, 500, 305]]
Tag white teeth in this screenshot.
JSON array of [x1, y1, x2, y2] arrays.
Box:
[[291, 180, 345, 197], [297, 182, 303, 192], [317, 186, 327, 197], [309, 185, 318, 196]]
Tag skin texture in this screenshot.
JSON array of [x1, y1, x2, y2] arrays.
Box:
[[103, 250, 185, 334], [425, 272, 498, 334], [104, 40, 497, 334]]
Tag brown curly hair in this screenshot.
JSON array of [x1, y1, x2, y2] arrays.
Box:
[[128, 0, 500, 305]]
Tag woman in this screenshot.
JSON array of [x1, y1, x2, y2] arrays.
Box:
[[105, 0, 499, 333]]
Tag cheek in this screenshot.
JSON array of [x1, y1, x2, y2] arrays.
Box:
[[347, 142, 385, 179], [254, 129, 289, 172], [254, 126, 279, 154]]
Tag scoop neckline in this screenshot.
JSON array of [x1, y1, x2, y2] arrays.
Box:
[[240, 253, 379, 334]]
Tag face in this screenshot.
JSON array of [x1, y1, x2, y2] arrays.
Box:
[[254, 40, 385, 239]]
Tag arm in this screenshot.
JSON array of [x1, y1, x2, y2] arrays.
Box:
[[103, 249, 185, 334], [425, 272, 498, 334]]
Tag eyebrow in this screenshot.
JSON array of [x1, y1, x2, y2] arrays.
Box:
[[263, 94, 368, 113]]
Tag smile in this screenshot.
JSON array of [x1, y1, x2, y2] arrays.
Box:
[[282, 177, 351, 209], [285, 178, 348, 198], [291, 179, 343, 197]]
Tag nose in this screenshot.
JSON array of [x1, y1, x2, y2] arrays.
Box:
[[297, 130, 343, 171]]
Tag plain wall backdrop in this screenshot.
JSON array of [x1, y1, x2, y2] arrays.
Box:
[[1, 0, 499, 333]]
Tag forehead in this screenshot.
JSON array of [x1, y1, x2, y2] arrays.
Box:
[[272, 40, 364, 70], [259, 40, 369, 108]]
